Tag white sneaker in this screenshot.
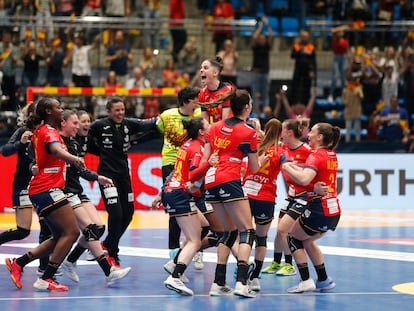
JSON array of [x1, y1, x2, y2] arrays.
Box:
[[85, 250, 95, 261], [248, 278, 261, 291], [193, 251, 204, 270], [287, 278, 316, 293], [163, 260, 189, 283], [62, 259, 79, 283], [209, 283, 234, 296], [164, 275, 194, 296], [106, 266, 131, 286], [234, 281, 256, 298], [163, 259, 175, 274]]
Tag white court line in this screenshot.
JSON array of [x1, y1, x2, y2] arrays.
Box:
[[0, 291, 405, 301], [2, 243, 414, 264]]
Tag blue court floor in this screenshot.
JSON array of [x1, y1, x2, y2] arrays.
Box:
[[0, 209, 414, 310]]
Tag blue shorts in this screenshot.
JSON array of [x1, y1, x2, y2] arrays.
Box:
[[12, 188, 32, 209], [161, 189, 198, 217], [79, 193, 91, 203], [249, 198, 275, 225], [299, 199, 341, 236], [205, 180, 246, 203], [282, 197, 308, 220], [195, 197, 214, 215], [29, 188, 69, 217], [66, 192, 82, 209]]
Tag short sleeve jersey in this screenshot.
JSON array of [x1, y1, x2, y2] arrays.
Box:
[[205, 117, 258, 188], [165, 138, 205, 197], [282, 142, 312, 198], [28, 124, 67, 195], [198, 81, 234, 123], [243, 144, 285, 202], [305, 148, 341, 216], [157, 107, 202, 167]]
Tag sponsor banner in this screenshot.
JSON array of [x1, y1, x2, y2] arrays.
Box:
[[1, 153, 413, 211]]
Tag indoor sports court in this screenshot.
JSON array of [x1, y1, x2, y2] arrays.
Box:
[[0, 208, 413, 310]]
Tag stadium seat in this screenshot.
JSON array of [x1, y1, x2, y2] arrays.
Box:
[[238, 15, 257, 37], [280, 16, 299, 38], [263, 16, 279, 36]]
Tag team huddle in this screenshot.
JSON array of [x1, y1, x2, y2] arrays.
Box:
[[0, 56, 341, 297]]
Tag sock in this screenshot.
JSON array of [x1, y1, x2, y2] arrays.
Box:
[[97, 254, 112, 276], [236, 262, 249, 285], [42, 261, 59, 280], [214, 264, 227, 286], [297, 262, 310, 281], [16, 252, 35, 268], [274, 252, 282, 263], [172, 263, 186, 278], [284, 254, 293, 265], [67, 244, 87, 263], [251, 259, 263, 279], [314, 263, 328, 282]]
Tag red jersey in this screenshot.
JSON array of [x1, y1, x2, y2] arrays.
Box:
[[205, 117, 258, 189], [282, 142, 312, 198], [305, 148, 341, 216], [198, 81, 234, 123], [332, 37, 349, 55], [29, 124, 67, 195], [165, 138, 205, 197], [243, 145, 285, 202]]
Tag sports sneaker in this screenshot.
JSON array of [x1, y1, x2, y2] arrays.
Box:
[[315, 276, 336, 292], [234, 281, 256, 298], [193, 251, 204, 270], [235, 261, 256, 280], [247, 278, 261, 292], [106, 255, 121, 269], [287, 278, 316, 293], [33, 278, 69, 292], [62, 259, 80, 283], [5, 258, 23, 289], [85, 250, 95, 261], [261, 261, 282, 274], [106, 266, 131, 286], [276, 263, 297, 276], [163, 259, 189, 283], [209, 283, 234, 296], [164, 275, 194, 296]]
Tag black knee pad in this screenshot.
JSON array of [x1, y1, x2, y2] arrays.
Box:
[[10, 226, 31, 240], [97, 225, 106, 239], [201, 226, 210, 240], [82, 224, 100, 241], [255, 235, 267, 248], [239, 229, 255, 247], [288, 235, 304, 253], [207, 231, 223, 247], [219, 230, 238, 248]]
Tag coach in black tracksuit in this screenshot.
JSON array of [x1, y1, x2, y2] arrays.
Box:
[[88, 96, 159, 267]]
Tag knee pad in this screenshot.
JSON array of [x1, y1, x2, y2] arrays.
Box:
[[201, 226, 210, 240], [82, 224, 100, 241], [11, 226, 31, 240], [219, 230, 238, 248], [239, 229, 255, 247], [288, 235, 304, 253], [207, 231, 223, 247], [255, 235, 267, 248], [97, 225, 106, 239]]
